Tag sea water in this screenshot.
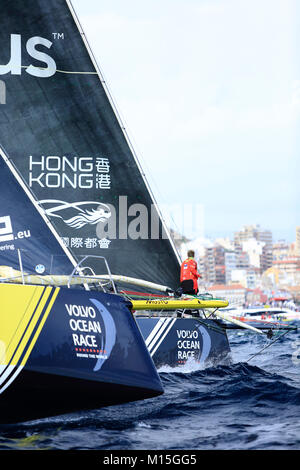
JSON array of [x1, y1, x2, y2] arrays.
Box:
[[0, 323, 299, 450]]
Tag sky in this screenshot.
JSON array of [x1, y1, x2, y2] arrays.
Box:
[[72, 0, 300, 243]]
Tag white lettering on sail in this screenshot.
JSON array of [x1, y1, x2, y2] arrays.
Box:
[[26, 36, 56, 77], [61, 237, 111, 249], [0, 216, 13, 242], [0, 34, 56, 78], [28, 156, 108, 189], [0, 215, 32, 248], [0, 34, 21, 75], [0, 80, 5, 104]]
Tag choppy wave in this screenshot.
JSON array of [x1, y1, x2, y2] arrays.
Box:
[[0, 324, 299, 450]]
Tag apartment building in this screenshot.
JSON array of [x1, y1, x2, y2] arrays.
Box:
[[234, 224, 273, 273]]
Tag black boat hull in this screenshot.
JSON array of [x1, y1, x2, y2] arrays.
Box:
[[0, 284, 163, 423], [0, 368, 161, 424], [136, 316, 231, 369]]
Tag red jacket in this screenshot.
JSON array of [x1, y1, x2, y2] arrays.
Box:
[[180, 257, 201, 291]]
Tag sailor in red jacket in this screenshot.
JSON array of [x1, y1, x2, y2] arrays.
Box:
[[180, 250, 201, 295]]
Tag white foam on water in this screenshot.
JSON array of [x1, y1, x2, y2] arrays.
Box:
[[136, 421, 152, 428], [157, 357, 210, 374]]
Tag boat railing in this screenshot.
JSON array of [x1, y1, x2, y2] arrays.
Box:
[[0, 250, 117, 293], [67, 255, 117, 293]]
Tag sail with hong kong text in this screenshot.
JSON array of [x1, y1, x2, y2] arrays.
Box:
[[0, 0, 180, 291]]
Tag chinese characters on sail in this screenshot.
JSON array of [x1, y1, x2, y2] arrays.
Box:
[[95, 157, 111, 190], [62, 237, 111, 249]]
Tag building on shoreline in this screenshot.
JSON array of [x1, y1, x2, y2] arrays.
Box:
[[179, 226, 300, 303], [207, 284, 247, 307]]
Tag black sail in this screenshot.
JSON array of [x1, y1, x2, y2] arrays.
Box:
[[0, 0, 180, 290], [0, 150, 76, 275]]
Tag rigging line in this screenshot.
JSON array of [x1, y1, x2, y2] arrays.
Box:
[[246, 329, 291, 363], [1, 65, 98, 75], [205, 308, 219, 319], [55, 70, 97, 75]]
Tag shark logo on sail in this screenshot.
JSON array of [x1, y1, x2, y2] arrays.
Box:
[[0, 34, 56, 78], [38, 200, 111, 229]]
